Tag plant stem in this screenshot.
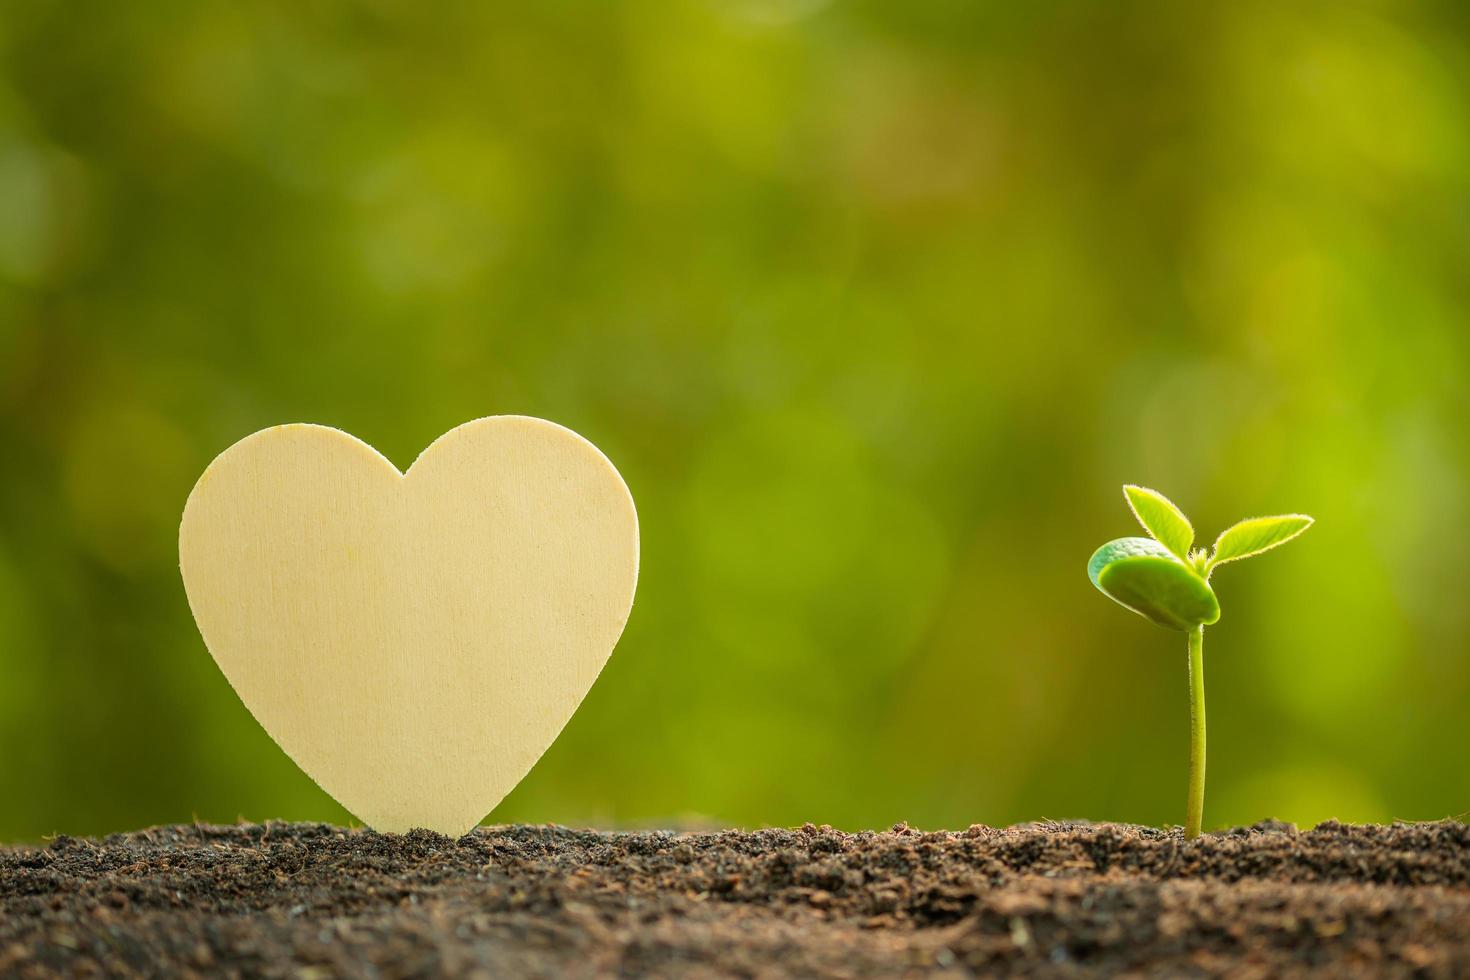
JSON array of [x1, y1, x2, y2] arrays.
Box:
[[1185, 625, 1206, 839]]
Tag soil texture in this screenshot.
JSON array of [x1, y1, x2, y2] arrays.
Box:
[[2, 819, 1468, 978]]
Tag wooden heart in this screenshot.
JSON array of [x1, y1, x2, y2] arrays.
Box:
[[179, 416, 639, 836]]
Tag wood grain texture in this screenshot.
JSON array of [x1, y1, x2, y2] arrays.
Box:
[[179, 416, 639, 835]]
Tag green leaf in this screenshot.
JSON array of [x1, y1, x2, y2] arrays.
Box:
[[1123, 485, 1194, 560], [1088, 537, 1220, 631], [1206, 514, 1314, 575]]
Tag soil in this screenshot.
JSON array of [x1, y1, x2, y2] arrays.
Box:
[[2, 819, 1467, 978]]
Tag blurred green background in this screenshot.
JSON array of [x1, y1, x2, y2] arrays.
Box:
[[3, 0, 1469, 843]]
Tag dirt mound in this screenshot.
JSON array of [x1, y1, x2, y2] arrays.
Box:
[[3, 819, 1467, 977]]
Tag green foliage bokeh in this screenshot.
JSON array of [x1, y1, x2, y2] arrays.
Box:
[[2, 0, 1469, 840]]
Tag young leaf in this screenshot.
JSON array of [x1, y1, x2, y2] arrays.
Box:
[[1123, 485, 1194, 561], [1088, 537, 1220, 631], [1206, 514, 1313, 575]]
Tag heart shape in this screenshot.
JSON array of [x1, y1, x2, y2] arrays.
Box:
[[179, 416, 639, 835]]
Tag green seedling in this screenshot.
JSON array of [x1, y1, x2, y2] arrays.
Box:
[[1088, 486, 1313, 839]]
